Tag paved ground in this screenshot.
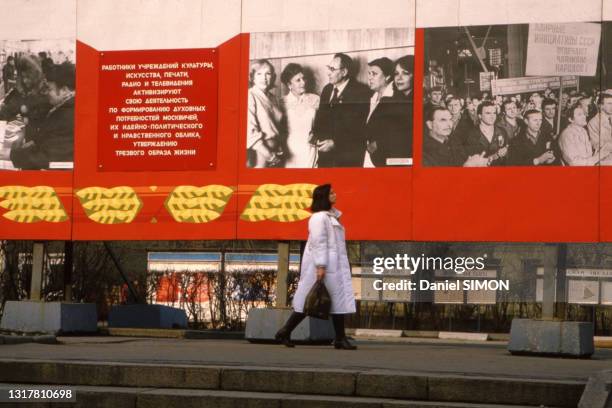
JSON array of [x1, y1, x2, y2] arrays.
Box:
[[0, 336, 610, 381]]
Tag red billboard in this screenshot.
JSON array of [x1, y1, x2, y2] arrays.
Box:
[[97, 48, 218, 172], [69, 40, 240, 241], [0, 21, 610, 243]]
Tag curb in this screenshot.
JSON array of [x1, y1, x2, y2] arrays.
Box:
[[351, 329, 612, 348], [100, 327, 245, 340], [100, 327, 612, 348]]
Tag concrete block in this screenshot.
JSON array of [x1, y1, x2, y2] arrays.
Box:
[[355, 371, 427, 400], [354, 329, 403, 338], [222, 367, 355, 396], [562, 322, 595, 356], [578, 370, 612, 408], [508, 318, 594, 358], [439, 332, 488, 341], [108, 304, 187, 329], [244, 308, 334, 342], [0, 301, 97, 334]]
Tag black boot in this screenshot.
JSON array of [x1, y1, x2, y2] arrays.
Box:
[[331, 314, 356, 350], [275, 312, 305, 347]]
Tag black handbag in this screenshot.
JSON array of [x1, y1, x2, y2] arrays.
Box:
[[303, 280, 331, 320]]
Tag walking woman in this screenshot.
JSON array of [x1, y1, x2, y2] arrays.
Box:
[[275, 184, 357, 349]]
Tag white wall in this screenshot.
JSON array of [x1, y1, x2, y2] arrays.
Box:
[[77, 0, 241, 50], [417, 0, 603, 28]]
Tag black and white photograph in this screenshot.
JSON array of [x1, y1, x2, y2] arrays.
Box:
[[422, 22, 610, 167], [0, 38, 75, 171], [246, 28, 414, 169], [602, 20, 612, 165]]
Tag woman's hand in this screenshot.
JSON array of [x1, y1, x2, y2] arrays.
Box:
[[316, 266, 326, 281]]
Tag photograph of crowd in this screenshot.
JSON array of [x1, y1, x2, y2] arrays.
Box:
[[246, 28, 414, 168], [422, 22, 611, 167], [0, 39, 75, 171]]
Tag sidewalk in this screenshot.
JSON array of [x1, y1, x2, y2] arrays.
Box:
[[0, 336, 610, 381]]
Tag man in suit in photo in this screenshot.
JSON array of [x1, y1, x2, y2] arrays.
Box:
[[312, 53, 370, 167]]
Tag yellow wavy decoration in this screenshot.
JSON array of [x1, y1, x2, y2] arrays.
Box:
[[0, 183, 317, 226], [76, 186, 142, 224], [165, 185, 233, 223], [241, 183, 315, 222], [0, 186, 68, 223]]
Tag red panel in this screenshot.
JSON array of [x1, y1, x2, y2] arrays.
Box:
[[236, 34, 413, 241], [600, 168, 612, 241], [72, 40, 240, 240], [97, 48, 218, 172], [412, 28, 599, 242]]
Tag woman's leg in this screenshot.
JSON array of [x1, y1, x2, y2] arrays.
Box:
[[331, 314, 345, 341], [331, 314, 357, 350], [275, 312, 305, 347]]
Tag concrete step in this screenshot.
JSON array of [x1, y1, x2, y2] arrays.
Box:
[[0, 383, 551, 408], [0, 359, 584, 407]]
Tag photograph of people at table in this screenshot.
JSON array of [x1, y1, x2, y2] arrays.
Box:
[[422, 22, 610, 167], [0, 39, 75, 171], [246, 27, 414, 169]]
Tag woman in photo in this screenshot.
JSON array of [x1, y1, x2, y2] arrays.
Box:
[[363, 57, 394, 167], [389, 55, 414, 161], [280, 63, 320, 168], [246, 59, 283, 168], [275, 184, 357, 349], [365, 56, 414, 167]]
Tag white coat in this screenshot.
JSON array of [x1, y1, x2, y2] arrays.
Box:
[[292, 208, 356, 314]]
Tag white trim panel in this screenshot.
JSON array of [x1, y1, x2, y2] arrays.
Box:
[[418, 0, 602, 28], [242, 0, 415, 33], [77, 0, 241, 51], [0, 0, 75, 40]]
